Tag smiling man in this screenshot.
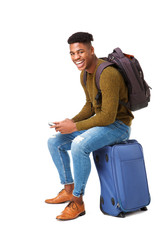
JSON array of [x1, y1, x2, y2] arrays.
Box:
[[45, 32, 134, 220], [70, 39, 97, 72]]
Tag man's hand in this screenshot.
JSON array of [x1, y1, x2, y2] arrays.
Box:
[[50, 118, 77, 134]]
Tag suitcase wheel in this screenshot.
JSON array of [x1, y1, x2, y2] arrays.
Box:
[[100, 196, 104, 205], [117, 212, 125, 218], [100, 196, 104, 211], [141, 206, 148, 211]]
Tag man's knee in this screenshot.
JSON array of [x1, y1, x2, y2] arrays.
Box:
[[71, 135, 85, 155], [47, 135, 57, 148]]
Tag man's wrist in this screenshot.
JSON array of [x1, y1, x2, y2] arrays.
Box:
[[73, 122, 77, 131]]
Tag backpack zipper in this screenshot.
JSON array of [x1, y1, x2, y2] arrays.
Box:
[[110, 55, 144, 91], [109, 55, 132, 92], [129, 60, 144, 90]]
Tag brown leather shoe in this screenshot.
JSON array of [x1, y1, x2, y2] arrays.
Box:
[[45, 189, 72, 204], [56, 201, 85, 221]]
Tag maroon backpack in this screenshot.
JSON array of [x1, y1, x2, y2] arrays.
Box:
[[83, 48, 151, 111]]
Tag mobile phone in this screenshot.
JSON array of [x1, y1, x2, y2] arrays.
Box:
[[48, 122, 54, 126]]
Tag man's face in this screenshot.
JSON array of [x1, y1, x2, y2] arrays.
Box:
[[69, 42, 94, 71]]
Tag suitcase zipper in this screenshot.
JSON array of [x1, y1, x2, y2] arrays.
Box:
[[111, 147, 126, 213], [112, 143, 147, 214], [116, 203, 120, 208], [111, 147, 122, 211]]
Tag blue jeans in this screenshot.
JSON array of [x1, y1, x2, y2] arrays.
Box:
[[47, 120, 131, 197]]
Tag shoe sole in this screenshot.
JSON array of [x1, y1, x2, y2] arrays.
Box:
[[56, 211, 86, 221], [45, 200, 71, 204]]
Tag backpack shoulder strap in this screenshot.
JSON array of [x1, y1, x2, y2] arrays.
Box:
[[83, 71, 87, 86], [95, 61, 114, 89], [83, 61, 114, 88]]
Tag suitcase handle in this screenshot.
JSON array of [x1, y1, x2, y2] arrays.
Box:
[[118, 140, 138, 145]]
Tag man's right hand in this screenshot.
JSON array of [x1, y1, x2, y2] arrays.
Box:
[[50, 119, 77, 134]]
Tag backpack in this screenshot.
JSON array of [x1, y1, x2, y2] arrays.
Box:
[[83, 47, 151, 111]]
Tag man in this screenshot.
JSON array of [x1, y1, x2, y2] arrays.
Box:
[[45, 32, 134, 220]]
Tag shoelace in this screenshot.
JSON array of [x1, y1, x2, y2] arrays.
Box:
[[66, 201, 78, 210], [58, 189, 67, 196], [58, 189, 65, 194]]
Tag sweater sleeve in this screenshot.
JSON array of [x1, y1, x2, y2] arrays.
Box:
[[72, 72, 95, 123], [75, 67, 121, 130]]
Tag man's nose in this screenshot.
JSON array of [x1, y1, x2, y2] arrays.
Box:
[[73, 53, 80, 61]]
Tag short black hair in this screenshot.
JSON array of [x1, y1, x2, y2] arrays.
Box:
[[67, 32, 94, 44]]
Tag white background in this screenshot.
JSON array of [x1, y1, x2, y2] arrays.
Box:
[[0, 0, 159, 239]]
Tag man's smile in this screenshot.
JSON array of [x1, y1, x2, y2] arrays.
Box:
[[74, 60, 85, 69]]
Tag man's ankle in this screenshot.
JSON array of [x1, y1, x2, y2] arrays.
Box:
[[71, 194, 83, 205], [64, 183, 74, 193]]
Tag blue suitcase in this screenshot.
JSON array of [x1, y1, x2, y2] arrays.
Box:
[[93, 140, 151, 217]]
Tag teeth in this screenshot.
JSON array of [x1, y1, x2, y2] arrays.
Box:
[[76, 61, 84, 65]]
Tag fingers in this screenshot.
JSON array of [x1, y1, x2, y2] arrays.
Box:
[[53, 121, 60, 125], [53, 123, 62, 132], [49, 120, 71, 134], [50, 124, 56, 129]]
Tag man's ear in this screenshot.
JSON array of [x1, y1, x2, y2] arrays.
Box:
[[91, 46, 95, 55]]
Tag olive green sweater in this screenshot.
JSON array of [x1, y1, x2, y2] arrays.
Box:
[[72, 59, 134, 131]]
